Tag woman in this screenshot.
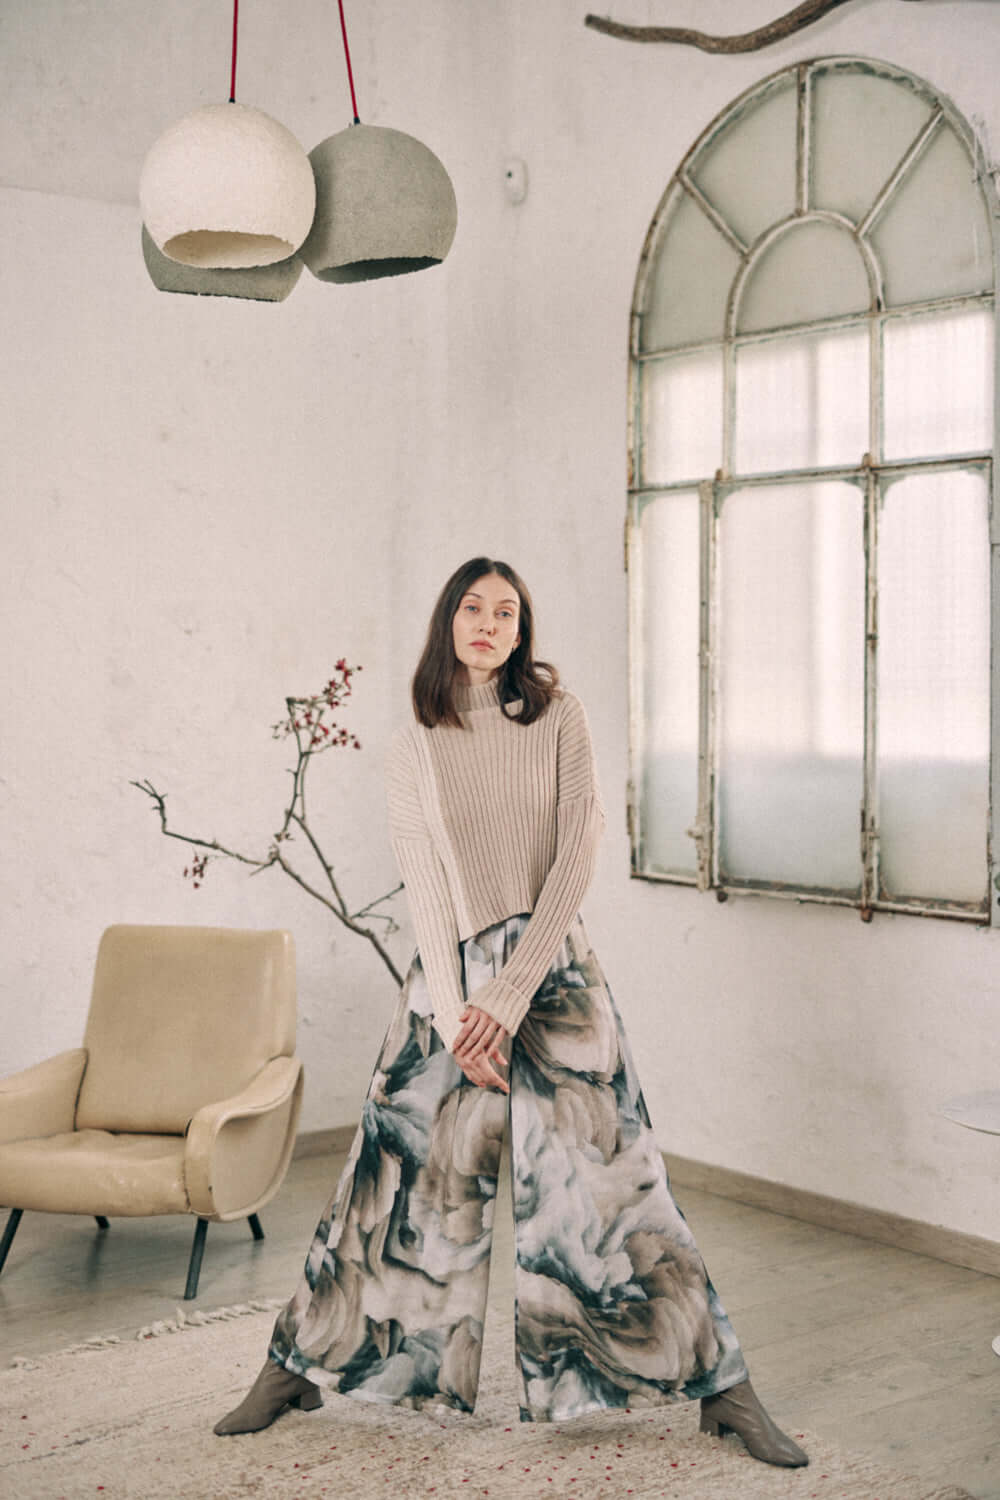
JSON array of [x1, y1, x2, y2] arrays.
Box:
[[214, 558, 807, 1469]]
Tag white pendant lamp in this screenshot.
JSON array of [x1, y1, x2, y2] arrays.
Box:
[[139, 3, 315, 274], [300, 123, 457, 283], [140, 102, 315, 268], [141, 226, 303, 301], [301, 0, 458, 284]]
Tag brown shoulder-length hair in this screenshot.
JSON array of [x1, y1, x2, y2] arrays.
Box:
[[412, 557, 559, 728]]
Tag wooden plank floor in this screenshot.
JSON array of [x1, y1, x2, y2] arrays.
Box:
[[2, 1151, 999, 1497]]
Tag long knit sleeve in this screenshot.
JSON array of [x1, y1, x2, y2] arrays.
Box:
[[385, 732, 466, 1049], [463, 693, 604, 1036]]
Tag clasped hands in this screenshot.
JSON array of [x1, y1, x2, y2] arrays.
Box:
[[452, 1006, 510, 1093]]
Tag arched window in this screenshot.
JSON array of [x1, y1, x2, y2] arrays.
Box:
[[627, 58, 995, 921]]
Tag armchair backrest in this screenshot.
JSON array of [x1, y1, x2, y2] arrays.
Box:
[[75, 925, 296, 1134]]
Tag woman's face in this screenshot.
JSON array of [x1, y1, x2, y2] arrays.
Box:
[[452, 572, 521, 685]]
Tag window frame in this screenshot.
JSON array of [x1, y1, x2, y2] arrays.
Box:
[[626, 56, 999, 926]]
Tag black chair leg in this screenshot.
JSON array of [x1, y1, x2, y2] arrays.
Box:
[[185, 1217, 209, 1300], [0, 1208, 23, 1274], [1, 1210, 263, 1299]]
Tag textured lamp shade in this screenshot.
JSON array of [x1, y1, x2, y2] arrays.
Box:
[[139, 103, 316, 269], [141, 226, 303, 301], [300, 124, 458, 283]]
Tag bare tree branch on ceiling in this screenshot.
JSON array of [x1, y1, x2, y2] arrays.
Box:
[[584, 0, 928, 55]]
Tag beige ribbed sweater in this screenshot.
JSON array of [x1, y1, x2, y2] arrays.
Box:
[[385, 679, 604, 1050]]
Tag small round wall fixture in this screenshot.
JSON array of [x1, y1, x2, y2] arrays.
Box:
[[141, 226, 303, 301], [299, 123, 458, 283], [140, 102, 316, 269]]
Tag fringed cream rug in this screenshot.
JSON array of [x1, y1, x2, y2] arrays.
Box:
[[1, 1300, 975, 1500]]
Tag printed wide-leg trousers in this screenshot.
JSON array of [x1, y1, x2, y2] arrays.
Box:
[[268, 914, 747, 1423]]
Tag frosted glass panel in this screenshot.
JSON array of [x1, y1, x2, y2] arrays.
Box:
[[877, 471, 990, 905], [871, 124, 993, 305], [636, 492, 700, 876], [718, 482, 864, 889], [734, 327, 868, 474], [739, 220, 871, 333], [883, 308, 993, 460], [811, 65, 933, 224], [642, 351, 722, 485], [691, 77, 797, 248], [642, 189, 741, 352]]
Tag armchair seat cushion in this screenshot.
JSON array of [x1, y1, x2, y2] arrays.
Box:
[[0, 1130, 188, 1217]]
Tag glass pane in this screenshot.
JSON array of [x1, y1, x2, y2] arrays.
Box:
[[877, 470, 990, 906], [641, 350, 722, 485], [642, 187, 741, 352], [635, 491, 700, 877], [883, 307, 993, 461], [734, 327, 869, 474], [738, 219, 871, 333], [811, 63, 934, 225], [718, 482, 865, 890], [691, 76, 797, 249], [870, 123, 993, 306]]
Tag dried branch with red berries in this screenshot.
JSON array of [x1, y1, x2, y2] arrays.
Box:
[[133, 661, 403, 987]]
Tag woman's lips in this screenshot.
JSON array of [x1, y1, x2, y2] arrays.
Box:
[[472, 641, 493, 650]]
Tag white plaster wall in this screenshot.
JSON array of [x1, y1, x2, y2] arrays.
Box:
[[497, 0, 1000, 1243], [0, 0, 519, 1130], [2, 0, 999, 1234]]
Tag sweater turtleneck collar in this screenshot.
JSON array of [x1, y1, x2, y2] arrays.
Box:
[[454, 677, 502, 713]]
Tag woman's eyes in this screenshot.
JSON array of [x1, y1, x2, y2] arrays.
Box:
[[463, 603, 514, 619]]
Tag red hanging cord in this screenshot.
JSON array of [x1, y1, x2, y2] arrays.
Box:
[[337, 0, 361, 123], [229, 0, 239, 102]]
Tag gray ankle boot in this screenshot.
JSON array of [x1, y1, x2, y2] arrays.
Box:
[[213, 1358, 323, 1436], [700, 1377, 808, 1467]]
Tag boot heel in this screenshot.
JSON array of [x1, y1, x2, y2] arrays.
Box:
[[291, 1386, 323, 1413], [699, 1412, 722, 1438]]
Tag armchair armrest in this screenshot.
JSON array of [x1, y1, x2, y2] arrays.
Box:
[[0, 1049, 88, 1144], [184, 1055, 303, 1220]]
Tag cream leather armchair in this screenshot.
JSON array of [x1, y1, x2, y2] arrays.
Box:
[[0, 925, 303, 1299]]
